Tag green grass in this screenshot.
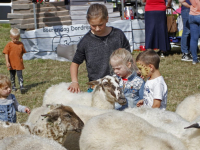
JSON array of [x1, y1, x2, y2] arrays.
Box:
[[0, 24, 200, 123]]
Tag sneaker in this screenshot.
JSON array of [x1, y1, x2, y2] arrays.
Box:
[[160, 53, 165, 58], [20, 87, 26, 94], [192, 60, 199, 65], [181, 53, 193, 61], [12, 87, 17, 92]]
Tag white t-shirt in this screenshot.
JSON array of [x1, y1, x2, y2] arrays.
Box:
[[143, 76, 167, 110]]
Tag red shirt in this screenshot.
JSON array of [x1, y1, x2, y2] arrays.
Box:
[[145, 0, 166, 11], [3, 41, 26, 70]]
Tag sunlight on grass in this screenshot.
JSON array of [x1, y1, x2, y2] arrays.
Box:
[[0, 24, 200, 122]]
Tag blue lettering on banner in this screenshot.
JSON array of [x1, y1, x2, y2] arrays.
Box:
[[43, 27, 70, 33], [43, 25, 90, 33], [71, 25, 90, 31]]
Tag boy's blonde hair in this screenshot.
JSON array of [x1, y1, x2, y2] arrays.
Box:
[[10, 27, 20, 36], [86, 3, 108, 22], [110, 48, 137, 73], [136, 49, 160, 69], [0, 74, 11, 89]]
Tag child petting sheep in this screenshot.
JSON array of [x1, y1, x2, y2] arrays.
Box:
[[109, 48, 145, 110], [0, 74, 30, 123], [136, 49, 168, 110], [67, 3, 130, 93]]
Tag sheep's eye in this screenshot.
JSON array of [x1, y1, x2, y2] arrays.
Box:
[[64, 114, 71, 118], [103, 82, 108, 86]]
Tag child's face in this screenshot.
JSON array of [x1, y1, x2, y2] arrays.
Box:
[[89, 17, 108, 36], [10, 35, 20, 43], [136, 61, 151, 79], [0, 84, 11, 99], [110, 59, 131, 79]]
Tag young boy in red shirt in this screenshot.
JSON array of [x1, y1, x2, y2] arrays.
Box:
[[3, 28, 26, 94]]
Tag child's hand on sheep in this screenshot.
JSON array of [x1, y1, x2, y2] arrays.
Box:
[[137, 99, 144, 107], [25, 108, 31, 114], [68, 82, 81, 93]]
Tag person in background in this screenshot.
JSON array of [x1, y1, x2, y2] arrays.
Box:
[[0, 74, 30, 123], [3, 27, 26, 94], [179, 0, 200, 64], [136, 50, 168, 110], [68, 3, 130, 93], [110, 48, 145, 110], [180, 0, 193, 61], [143, 0, 172, 57]]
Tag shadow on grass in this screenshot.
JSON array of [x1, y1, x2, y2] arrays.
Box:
[[21, 81, 48, 94], [169, 46, 182, 55]]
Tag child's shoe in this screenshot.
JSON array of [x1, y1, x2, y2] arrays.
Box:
[[20, 86, 26, 94], [12, 86, 17, 92]]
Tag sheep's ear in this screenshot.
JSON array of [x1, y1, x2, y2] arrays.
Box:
[[86, 80, 99, 86]]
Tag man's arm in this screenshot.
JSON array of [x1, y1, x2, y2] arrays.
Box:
[[179, 0, 185, 3], [181, 1, 191, 8], [167, 0, 172, 8]]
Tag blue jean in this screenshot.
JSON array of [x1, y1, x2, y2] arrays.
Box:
[[189, 15, 200, 62], [181, 9, 190, 54]]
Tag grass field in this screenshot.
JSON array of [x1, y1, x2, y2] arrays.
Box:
[[0, 24, 200, 123]]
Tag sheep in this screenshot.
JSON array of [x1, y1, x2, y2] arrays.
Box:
[[29, 104, 115, 125], [124, 107, 190, 139], [27, 104, 117, 150], [175, 93, 200, 122], [79, 111, 187, 150], [184, 116, 200, 129], [0, 105, 84, 148], [0, 135, 67, 150], [42, 75, 126, 109], [124, 107, 200, 150]]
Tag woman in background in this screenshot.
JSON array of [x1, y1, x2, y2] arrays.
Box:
[[143, 0, 172, 57]]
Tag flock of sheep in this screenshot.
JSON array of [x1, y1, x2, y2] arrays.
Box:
[[0, 75, 200, 150]]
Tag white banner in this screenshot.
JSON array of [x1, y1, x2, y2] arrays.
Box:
[[21, 20, 145, 61]]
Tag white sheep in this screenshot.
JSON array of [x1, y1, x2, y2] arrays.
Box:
[[42, 75, 126, 109], [26, 104, 116, 150], [0, 135, 67, 150], [0, 105, 84, 149], [124, 107, 200, 150], [79, 111, 187, 150], [175, 93, 200, 122]]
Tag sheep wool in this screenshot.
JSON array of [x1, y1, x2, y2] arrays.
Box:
[[42, 75, 126, 110], [0, 135, 67, 150], [0, 105, 84, 150], [79, 111, 187, 150], [124, 107, 200, 150], [176, 93, 200, 122]]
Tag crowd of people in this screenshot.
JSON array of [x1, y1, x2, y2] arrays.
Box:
[[1, 1, 198, 123]]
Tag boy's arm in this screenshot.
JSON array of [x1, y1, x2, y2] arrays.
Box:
[[152, 99, 161, 108], [5, 54, 10, 68], [68, 62, 80, 93], [137, 99, 144, 107], [22, 43, 27, 54]]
